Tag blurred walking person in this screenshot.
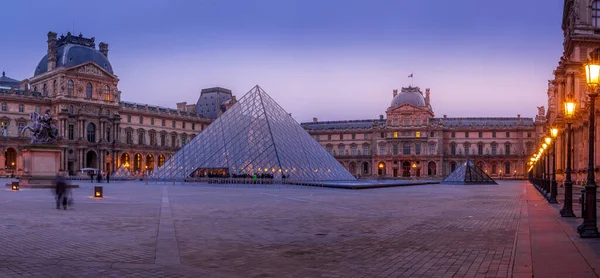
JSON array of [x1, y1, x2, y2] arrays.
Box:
[[54, 175, 68, 210]]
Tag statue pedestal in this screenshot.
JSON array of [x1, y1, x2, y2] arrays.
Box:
[[5, 145, 78, 188]]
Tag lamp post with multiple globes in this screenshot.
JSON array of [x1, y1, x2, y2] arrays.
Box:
[[560, 96, 576, 218], [579, 48, 600, 237]]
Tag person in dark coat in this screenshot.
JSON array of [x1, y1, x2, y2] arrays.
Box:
[[106, 172, 110, 183], [54, 176, 68, 210], [90, 172, 94, 183], [97, 172, 102, 183]]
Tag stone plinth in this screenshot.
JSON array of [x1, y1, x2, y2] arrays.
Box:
[[5, 145, 78, 188]]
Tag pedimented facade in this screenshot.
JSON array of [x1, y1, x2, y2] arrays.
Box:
[[0, 32, 223, 177], [302, 87, 539, 179]]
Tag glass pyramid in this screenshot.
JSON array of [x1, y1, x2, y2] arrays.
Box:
[[154, 85, 356, 181], [441, 159, 497, 184]]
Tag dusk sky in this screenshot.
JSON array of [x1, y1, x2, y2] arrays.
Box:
[[0, 0, 563, 122]]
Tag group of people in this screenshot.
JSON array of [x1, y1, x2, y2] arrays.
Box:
[[89, 171, 110, 183]]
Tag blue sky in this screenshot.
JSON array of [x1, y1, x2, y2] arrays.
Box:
[[0, 0, 563, 122]]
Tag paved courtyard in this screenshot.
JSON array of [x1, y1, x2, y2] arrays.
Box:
[[0, 179, 598, 277]]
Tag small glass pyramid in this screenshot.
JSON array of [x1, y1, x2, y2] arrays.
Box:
[[441, 159, 497, 184], [154, 85, 356, 181]]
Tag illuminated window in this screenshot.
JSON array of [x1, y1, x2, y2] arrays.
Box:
[[393, 132, 398, 138], [104, 85, 111, 101], [415, 131, 421, 138]]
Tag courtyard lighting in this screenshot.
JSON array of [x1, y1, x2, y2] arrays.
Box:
[[549, 128, 559, 203], [11, 183, 19, 191], [94, 186, 103, 198], [579, 48, 600, 238], [561, 95, 576, 217]]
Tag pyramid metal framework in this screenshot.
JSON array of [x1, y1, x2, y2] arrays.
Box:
[[154, 85, 356, 181], [441, 159, 497, 184]]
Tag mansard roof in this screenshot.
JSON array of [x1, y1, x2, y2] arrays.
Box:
[[301, 119, 386, 131], [430, 117, 535, 127]]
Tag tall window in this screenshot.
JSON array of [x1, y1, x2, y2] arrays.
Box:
[[351, 134, 356, 140], [160, 134, 166, 146], [491, 143, 497, 155], [138, 131, 145, 145], [451, 132, 455, 138], [338, 145, 345, 155], [379, 145, 385, 155], [139, 116, 143, 124], [505, 132, 510, 138], [127, 115, 131, 123], [162, 119, 165, 126], [18, 104, 24, 112], [492, 131, 496, 138], [106, 127, 111, 142], [86, 82, 93, 98], [53, 80, 57, 95], [404, 117, 410, 125], [393, 131, 398, 138], [363, 145, 369, 155], [464, 143, 470, 155], [450, 143, 456, 155], [340, 134, 344, 140], [126, 131, 133, 144], [104, 85, 111, 101], [415, 143, 421, 155], [182, 122, 186, 129], [478, 144, 483, 155], [527, 132, 532, 138], [87, 123, 96, 143], [504, 162, 511, 174], [403, 143, 411, 155], [351, 145, 357, 155], [67, 80, 74, 96], [392, 144, 399, 155], [181, 134, 187, 145], [1, 103, 6, 111], [150, 132, 156, 145], [151, 118, 155, 125], [478, 132, 482, 138], [192, 123, 195, 130], [429, 143, 435, 154], [68, 124, 74, 140], [430, 131, 435, 137], [594, 1, 600, 28], [326, 145, 333, 154], [171, 134, 177, 147], [505, 143, 511, 155], [42, 83, 48, 96], [415, 131, 421, 138], [465, 132, 469, 138], [172, 121, 176, 128]]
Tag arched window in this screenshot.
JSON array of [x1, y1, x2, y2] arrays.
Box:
[[104, 85, 111, 101], [67, 80, 74, 96], [593, 1, 600, 28], [87, 123, 96, 143], [86, 82, 93, 98], [53, 80, 57, 95], [42, 83, 47, 95]]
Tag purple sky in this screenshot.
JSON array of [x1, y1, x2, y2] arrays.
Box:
[[0, 0, 563, 122]]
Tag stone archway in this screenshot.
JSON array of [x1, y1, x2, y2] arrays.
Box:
[[428, 161, 437, 176], [349, 162, 357, 175], [120, 153, 130, 168], [86, 150, 98, 169], [377, 161, 386, 176], [134, 153, 142, 173], [158, 154, 165, 167], [362, 162, 369, 175], [402, 161, 411, 177], [4, 148, 17, 169], [146, 154, 154, 172]]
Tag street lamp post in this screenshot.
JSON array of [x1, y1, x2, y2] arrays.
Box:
[[550, 129, 559, 203], [544, 137, 553, 201], [561, 97, 576, 217], [579, 48, 600, 237], [543, 142, 550, 198]]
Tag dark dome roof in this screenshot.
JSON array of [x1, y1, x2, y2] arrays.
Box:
[[34, 44, 113, 76], [390, 86, 426, 108]]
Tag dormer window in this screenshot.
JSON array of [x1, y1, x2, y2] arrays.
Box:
[[594, 1, 600, 28]]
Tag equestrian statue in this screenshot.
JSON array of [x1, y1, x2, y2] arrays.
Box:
[[21, 109, 59, 144]]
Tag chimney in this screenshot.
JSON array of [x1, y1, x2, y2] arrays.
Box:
[[176, 102, 187, 111], [99, 42, 109, 57], [443, 114, 447, 118], [47, 32, 57, 71], [393, 89, 398, 97], [379, 115, 384, 120], [425, 88, 431, 106], [313, 117, 318, 122]]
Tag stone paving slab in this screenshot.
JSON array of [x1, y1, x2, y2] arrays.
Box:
[[0, 178, 599, 277]]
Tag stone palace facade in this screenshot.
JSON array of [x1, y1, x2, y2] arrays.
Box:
[[0, 32, 234, 177], [543, 0, 600, 183], [302, 87, 540, 179]]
